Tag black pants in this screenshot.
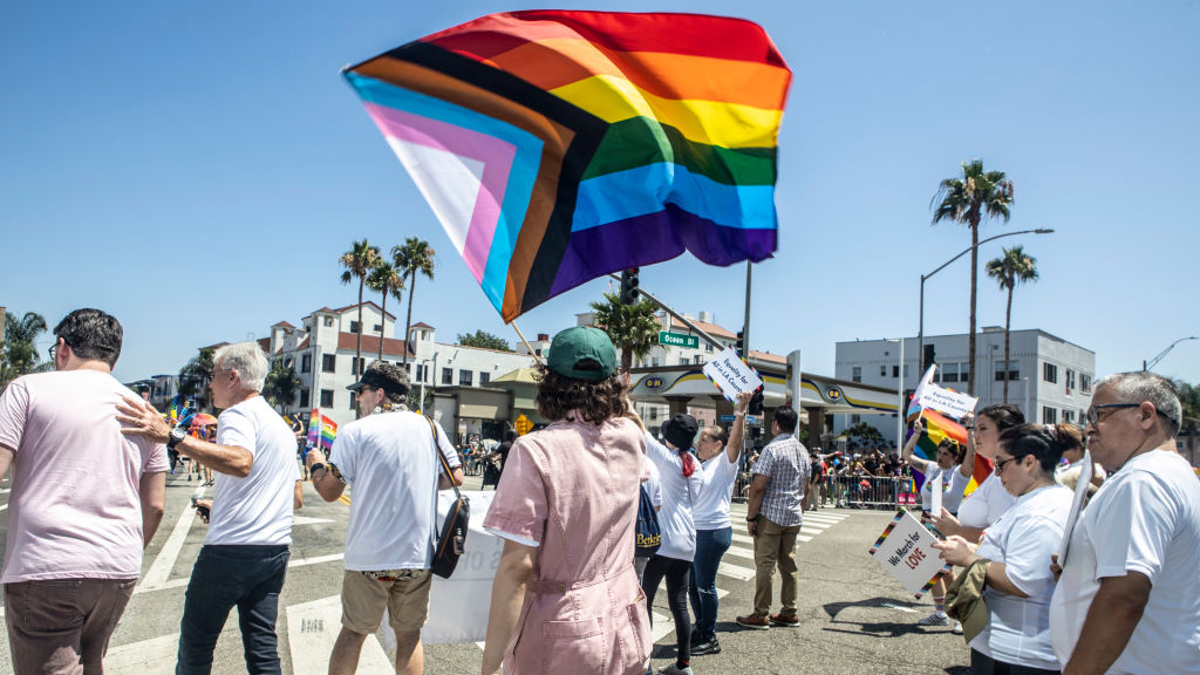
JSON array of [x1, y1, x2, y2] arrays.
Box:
[[971, 648, 1060, 675], [641, 554, 691, 663]]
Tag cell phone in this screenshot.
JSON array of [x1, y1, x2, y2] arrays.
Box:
[[191, 496, 210, 521]]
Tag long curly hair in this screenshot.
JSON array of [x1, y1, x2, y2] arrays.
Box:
[[534, 363, 628, 425]]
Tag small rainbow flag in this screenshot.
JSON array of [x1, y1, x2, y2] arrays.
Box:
[[306, 409, 338, 451], [344, 11, 791, 321]]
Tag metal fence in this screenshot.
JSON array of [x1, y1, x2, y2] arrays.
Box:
[[825, 475, 917, 510]]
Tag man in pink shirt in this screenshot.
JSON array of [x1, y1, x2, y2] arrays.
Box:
[[0, 308, 168, 675]]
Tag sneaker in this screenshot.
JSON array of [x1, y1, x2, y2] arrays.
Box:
[[658, 665, 693, 675], [917, 611, 948, 627], [691, 637, 721, 655], [735, 614, 770, 630], [952, 621, 963, 635], [769, 613, 800, 627], [689, 626, 705, 647]]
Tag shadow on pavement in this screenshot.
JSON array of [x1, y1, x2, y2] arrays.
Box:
[[822, 596, 923, 620]]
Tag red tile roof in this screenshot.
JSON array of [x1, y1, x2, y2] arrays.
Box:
[[337, 332, 412, 357], [654, 316, 736, 340], [749, 349, 786, 364], [411, 321, 434, 329], [272, 320, 295, 329], [257, 337, 272, 352], [331, 300, 396, 320]]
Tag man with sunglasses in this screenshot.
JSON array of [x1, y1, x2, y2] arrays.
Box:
[[1049, 371, 1200, 675], [0, 309, 168, 675]]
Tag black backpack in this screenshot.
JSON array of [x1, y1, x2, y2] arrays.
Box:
[[634, 483, 661, 558]]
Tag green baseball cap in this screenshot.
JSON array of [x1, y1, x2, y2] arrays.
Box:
[[546, 326, 616, 381]]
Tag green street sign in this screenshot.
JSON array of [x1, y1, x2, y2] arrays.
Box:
[[658, 331, 699, 349]]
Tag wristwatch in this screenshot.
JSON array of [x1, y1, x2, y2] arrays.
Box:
[[167, 428, 187, 450], [746, 515, 759, 522], [309, 462, 326, 476]]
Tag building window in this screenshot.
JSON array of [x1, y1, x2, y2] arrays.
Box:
[[350, 320, 361, 334], [881, 365, 888, 377], [442, 368, 453, 385], [693, 355, 703, 365], [373, 324, 383, 332], [994, 361, 1018, 382], [354, 357, 366, 375], [322, 354, 336, 373], [299, 390, 310, 408], [1042, 406, 1058, 424], [649, 407, 658, 421], [1063, 410, 1075, 424], [301, 354, 311, 373], [323, 316, 334, 327], [459, 369, 473, 386], [349, 394, 357, 410], [652, 357, 660, 367], [1044, 363, 1058, 384], [942, 363, 959, 383], [416, 364, 426, 382], [705, 342, 713, 353], [851, 414, 861, 424], [320, 389, 334, 407], [480, 372, 490, 386], [852, 366, 862, 383], [1081, 374, 1092, 394], [1066, 369, 1076, 392], [892, 365, 900, 378]]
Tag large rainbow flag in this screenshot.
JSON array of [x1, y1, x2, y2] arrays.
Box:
[[909, 408, 993, 496], [344, 11, 791, 321]]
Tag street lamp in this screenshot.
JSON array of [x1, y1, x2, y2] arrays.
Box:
[[885, 338, 905, 456], [917, 228, 1054, 375], [1143, 337, 1198, 371]]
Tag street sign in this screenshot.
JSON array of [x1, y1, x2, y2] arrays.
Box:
[[658, 331, 699, 349], [514, 414, 533, 436]]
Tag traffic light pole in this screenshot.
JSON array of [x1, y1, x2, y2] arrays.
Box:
[[605, 273, 724, 351]]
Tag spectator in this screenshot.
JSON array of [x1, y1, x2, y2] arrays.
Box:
[[932, 406, 1024, 543], [1053, 423, 1105, 495], [0, 309, 167, 675]]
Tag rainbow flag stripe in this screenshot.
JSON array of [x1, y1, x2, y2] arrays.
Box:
[[911, 408, 993, 496], [344, 11, 791, 321]]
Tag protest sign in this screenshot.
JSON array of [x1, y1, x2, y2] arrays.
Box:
[[869, 510, 951, 598], [917, 383, 978, 419], [908, 365, 937, 420], [1056, 450, 1094, 568], [421, 490, 505, 644], [702, 347, 763, 402]]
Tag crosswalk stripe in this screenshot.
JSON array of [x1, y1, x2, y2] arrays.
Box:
[[725, 545, 753, 560], [105, 633, 179, 674], [139, 484, 206, 590], [287, 595, 392, 674], [716, 561, 755, 581]]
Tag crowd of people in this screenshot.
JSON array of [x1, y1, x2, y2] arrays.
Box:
[[0, 308, 1197, 675]]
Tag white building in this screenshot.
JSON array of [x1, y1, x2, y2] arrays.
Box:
[[259, 301, 537, 429], [834, 327, 1096, 444]]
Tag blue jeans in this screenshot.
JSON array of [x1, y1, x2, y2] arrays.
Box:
[[177, 544, 290, 675], [688, 527, 732, 640]]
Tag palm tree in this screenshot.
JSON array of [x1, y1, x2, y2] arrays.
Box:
[[986, 246, 1039, 404], [340, 239, 382, 376], [932, 159, 1015, 395], [589, 292, 660, 373], [177, 347, 215, 412], [366, 260, 405, 361], [1, 311, 48, 388], [392, 237, 436, 365], [263, 360, 303, 413]]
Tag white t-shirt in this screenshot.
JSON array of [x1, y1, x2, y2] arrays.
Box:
[[971, 484, 1073, 671], [957, 471, 1017, 530], [920, 464, 969, 513], [0, 371, 168, 582], [643, 456, 662, 510], [693, 451, 739, 530], [644, 432, 704, 562], [1049, 450, 1200, 674], [329, 410, 460, 570], [206, 396, 300, 546]]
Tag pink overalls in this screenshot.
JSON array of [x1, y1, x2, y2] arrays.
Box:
[[483, 416, 651, 674]]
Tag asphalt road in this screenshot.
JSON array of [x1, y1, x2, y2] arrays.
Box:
[[0, 468, 973, 674]]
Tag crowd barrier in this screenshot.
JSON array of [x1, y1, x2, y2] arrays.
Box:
[[821, 475, 917, 510]]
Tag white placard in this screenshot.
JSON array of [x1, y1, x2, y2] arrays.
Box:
[[422, 490, 505, 644], [701, 347, 764, 402], [929, 471, 943, 517], [1056, 450, 1094, 568], [908, 365, 937, 419], [917, 382, 979, 419], [869, 510, 950, 598]]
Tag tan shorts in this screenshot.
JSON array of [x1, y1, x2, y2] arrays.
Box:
[[341, 569, 432, 635]]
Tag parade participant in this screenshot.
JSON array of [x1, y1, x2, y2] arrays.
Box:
[[480, 327, 650, 675], [935, 424, 1074, 674], [1053, 423, 1105, 495], [932, 405, 1024, 543], [1050, 372, 1200, 675], [688, 391, 752, 656], [737, 406, 810, 630], [0, 309, 167, 675], [118, 341, 302, 675], [642, 413, 705, 675], [901, 418, 968, 627], [307, 361, 462, 675]]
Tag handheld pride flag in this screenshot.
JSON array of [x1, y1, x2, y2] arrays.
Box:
[[344, 11, 792, 321], [307, 409, 338, 451]]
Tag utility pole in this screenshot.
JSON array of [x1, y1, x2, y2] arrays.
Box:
[[743, 261, 753, 360]]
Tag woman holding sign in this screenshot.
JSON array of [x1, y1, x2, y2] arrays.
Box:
[[932, 405, 1025, 544], [934, 424, 1074, 675], [902, 417, 968, 627]]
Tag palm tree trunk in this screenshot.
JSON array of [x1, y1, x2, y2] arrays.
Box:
[[403, 272, 416, 365], [968, 220, 979, 395], [1003, 284, 1013, 404], [378, 290, 387, 362], [355, 279, 364, 376]]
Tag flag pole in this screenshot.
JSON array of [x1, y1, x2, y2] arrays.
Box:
[[510, 321, 543, 365]]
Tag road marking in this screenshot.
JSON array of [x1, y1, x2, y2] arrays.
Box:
[[717, 561, 755, 581], [293, 516, 335, 526], [287, 595, 392, 674], [139, 484, 206, 590], [725, 545, 754, 560], [289, 552, 345, 569], [105, 633, 179, 674]]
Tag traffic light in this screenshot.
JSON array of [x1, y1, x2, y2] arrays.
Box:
[[923, 344, 936, 372], [619, 267, 640, 305], [749, 387, 764, 415], [735, 330, 745, 357]]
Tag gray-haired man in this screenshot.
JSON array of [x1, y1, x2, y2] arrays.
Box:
[[119, 341, 302, 674]]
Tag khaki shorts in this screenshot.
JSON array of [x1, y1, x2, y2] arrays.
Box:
[[341, 569, 432, 635]]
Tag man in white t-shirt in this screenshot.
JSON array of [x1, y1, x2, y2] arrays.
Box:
[[0, 309, 167, 675], [1049, 371, 1200, 674], [119, 341, 302, 675], [307, 362, 463, 675]]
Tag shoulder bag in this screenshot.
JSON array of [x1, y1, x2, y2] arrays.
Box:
[[424, 416, 470, 579]]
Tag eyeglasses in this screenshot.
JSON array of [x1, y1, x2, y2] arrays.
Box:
[[1085, 403, 1140, 426], [995, 456, 1020, 474], [48, 337, 65, 359]]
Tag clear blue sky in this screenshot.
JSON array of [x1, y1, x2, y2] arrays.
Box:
[[3, 1, 1197, 384]]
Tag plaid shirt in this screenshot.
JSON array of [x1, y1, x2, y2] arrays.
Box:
[[752, 433, 811, 527]]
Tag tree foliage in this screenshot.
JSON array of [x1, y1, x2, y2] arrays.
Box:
[[367, 260, 405, 360], [589, 292, 660, 372], [340, 238, 382, 378], [263, 360, 302, 412], [457, 329, 512, 352], [1, 311, 50, 389], [178, 347, 215, 400], [1174, 379, 1200, 422], [986, 245, 1039, 403], [392, 237, 436, 364]]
